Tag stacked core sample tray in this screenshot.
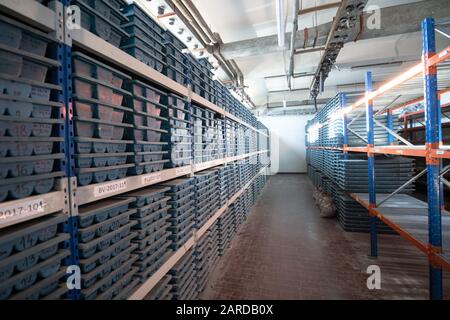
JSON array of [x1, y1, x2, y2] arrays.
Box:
[[194, 169, 220, 228], [0, 15, 66, 201], [168, 249, 197, 300], [0, 214, 70, 300], [72, 51, 135, 186], [72, 0, 129, 48], [116, 186, 172, 281], [217, 207, 234, 256], [194, 232, 211, 294], [157, 178, 195, 250], [124, 79, 169, 174], [193, 105, 219, 164], [77, 198, 139, 300], [120, 3, 165, 73], [162, 94, 192, 167], [144, 274, 173, 300], [163, 31, 189, 86]]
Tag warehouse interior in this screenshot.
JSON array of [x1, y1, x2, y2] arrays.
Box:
[[0, 0, 450, 302]]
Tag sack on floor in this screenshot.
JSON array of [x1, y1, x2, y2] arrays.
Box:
[[314, 188, 336, 218]]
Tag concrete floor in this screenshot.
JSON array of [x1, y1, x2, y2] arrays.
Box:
[[201, 174, 450, 300]]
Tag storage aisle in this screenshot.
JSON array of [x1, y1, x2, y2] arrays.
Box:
[[201, 174, 450, 300]]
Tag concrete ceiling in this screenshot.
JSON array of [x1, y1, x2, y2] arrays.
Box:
[[135, 0, 450, 113], [188, 0, 450, 111]]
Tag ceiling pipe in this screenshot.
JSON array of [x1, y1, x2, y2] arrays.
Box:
[[184, 0, 219, 42], [229, 59, 256, 109], [166, 0, 256, 107], [230, 59, 244, 87], [265, 72, 315, 79], [294, 46, 325, 54], [173, 0, 237, 83], [276, 0, 286, 47], [288, 0, 299, 90], [177, 0, 239, 86], [165, 0, 212, 45]]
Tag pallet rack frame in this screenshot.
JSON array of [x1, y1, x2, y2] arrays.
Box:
[[306, 17, 450, 299], [128, 165, 269, 300], [0, 0, 270, 300]]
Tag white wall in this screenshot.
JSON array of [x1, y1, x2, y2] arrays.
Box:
[[259, 115, 313, 173]]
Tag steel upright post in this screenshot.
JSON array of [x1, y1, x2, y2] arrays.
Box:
[[341, 93, 349, 160], [59, 0, 79, 300], [365, 72, 377, 258], [387, 110, 394, 145], [422, 17, 443, 300]]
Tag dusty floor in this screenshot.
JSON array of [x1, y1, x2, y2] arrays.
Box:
[[200, 174, 450, 300]]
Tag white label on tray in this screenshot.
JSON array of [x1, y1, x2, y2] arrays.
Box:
[[142, 172, 162, 185], [94, 179, 127, 197], [175, 166, 191, 176], [0, 198, 45, 222]]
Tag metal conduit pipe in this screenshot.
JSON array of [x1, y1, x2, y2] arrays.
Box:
[[166, 0, 212, 45], [165, 0, 256, 107], [175, 0, 241, 87], [166, 0, 236, 81], [288, 0, 300, 90], [184, 0, 219, 42], [230, 59, 244, 87]]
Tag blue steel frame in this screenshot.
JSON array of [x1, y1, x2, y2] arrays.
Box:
[[305, 16, 447, 300], [387, 110, 394, 145], [341, 93, 349, 160], [422, 17, 443, 300], [365, 72, 378, 258], [58, 0, 79, 300]]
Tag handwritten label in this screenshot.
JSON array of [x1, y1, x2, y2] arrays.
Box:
[[142, 172, 162, 185], [94, 179, 127, 197], [0, 198, 45, 223], [175, 166, 191, 176]]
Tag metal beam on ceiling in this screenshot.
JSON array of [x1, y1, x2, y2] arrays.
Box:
[[294, 46, 325, 55], [267, 98, 330, 108], [264, 72, 315, 79], [219, 0, 450, 60]]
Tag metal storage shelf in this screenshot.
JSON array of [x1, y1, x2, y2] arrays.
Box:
[[349, 193, 450, 272], [0, 0, 60, 33], [70, 28, 267, 137], [0, 0, 68, 231], [0, 180, 68, 229], [128, 165, 269, 300], [305, 18, 450, 299], [0, 0, 270, 300], [307, 145, 450, 159], [75, 150, 268, 206]]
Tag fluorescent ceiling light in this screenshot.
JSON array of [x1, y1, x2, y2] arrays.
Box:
[[276, 0, 285, 47]]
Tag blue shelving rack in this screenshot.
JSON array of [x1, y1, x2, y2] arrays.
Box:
[[306, 17, 450, 299], [0, 0, 270, 300]]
